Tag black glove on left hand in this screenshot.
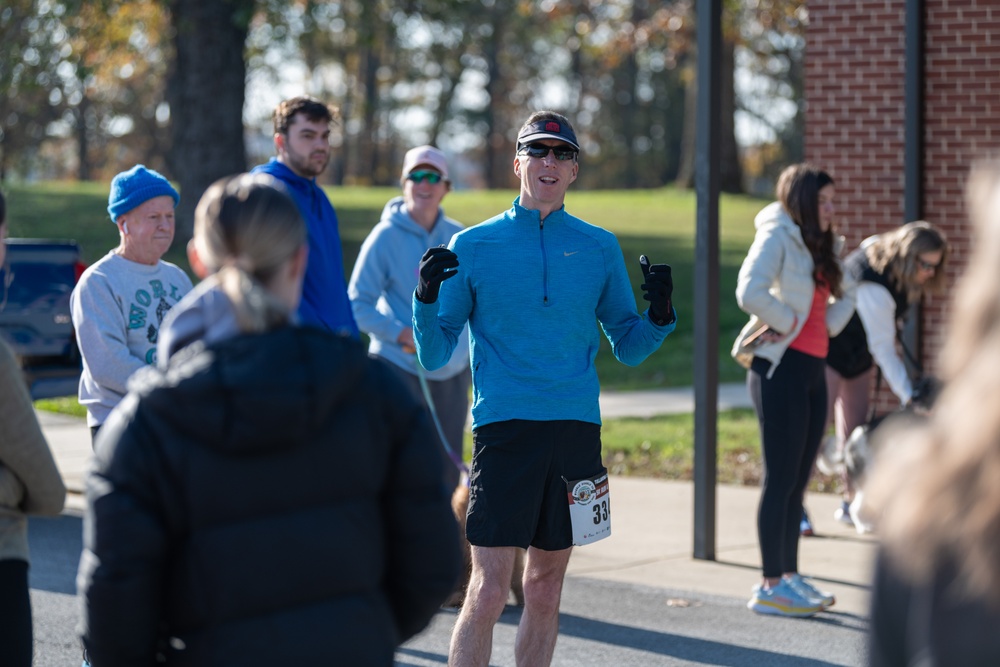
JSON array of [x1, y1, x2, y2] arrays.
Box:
[[639, 255, 675, 326], [416, 246, 459, 304]]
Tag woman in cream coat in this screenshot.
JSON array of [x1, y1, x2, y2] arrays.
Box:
[[0, 191, 67, 666], [734, 164, 854, 618]]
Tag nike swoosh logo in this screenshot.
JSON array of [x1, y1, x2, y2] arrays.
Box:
[[564, 251, 580, 257]]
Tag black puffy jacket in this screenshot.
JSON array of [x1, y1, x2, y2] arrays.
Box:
[[78, 326, 462, 666]]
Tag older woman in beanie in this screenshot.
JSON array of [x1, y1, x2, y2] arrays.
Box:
[[70, 165, 193, 443]]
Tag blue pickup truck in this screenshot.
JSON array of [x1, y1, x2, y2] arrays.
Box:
[[0, 239, 85, 399]]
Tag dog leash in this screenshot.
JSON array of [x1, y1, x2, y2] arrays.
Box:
[[867, 328, 927, 423], [415, 362, 470, 476]]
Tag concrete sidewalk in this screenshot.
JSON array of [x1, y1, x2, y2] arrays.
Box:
[[599, 382, 753, 418], [43, 382, 756, 499], [39, 382, 877, 617]]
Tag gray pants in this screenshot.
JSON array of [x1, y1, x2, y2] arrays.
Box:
[[384, 362, 471, 490]]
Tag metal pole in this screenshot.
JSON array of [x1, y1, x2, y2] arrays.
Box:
[[904, 0, 924, 225], [693, 0, 721, 561], [902, 0, 924, 377]]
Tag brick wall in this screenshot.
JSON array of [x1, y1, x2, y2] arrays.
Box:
[[922, 0, 1000, 372], [805, 0, 907, 248], [806, 0, 1000, 412]]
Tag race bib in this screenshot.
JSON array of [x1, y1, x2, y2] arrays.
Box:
[[564, 468, 611, 546]]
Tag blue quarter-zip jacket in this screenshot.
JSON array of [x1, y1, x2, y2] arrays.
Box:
[[413, 198, 675, 430], [251, 159, 359, 337]]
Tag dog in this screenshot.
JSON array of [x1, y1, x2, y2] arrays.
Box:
[[817, 377, 939, 534], [818, 420, 886, 534], [445, 482, 526, 608]]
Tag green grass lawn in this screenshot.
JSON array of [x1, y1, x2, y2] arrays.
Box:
[[10, 182, 821, 488], [5, 180, 767, 390]]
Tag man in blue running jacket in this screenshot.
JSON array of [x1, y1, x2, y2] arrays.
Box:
[[412, 110, 677, 667]]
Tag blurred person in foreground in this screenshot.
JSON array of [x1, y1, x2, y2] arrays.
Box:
[[733, 163, 855, 618], [867, 160, 1000, 666], [70, 165, 193, 443], [251, 95, 359, 337], [0, 190, 66, 667], [348, 145, 470, 489], [412, 110, 676, 666], [77, 173, 462, 666]]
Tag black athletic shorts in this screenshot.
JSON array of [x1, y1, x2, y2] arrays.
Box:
[[465, 419, 603, 551]]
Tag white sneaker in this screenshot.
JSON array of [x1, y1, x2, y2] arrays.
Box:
[[747, 579, 823, 617], [783, 573, 835, 608], [850, 492, 876, 534], [834, 500, 854, 525]]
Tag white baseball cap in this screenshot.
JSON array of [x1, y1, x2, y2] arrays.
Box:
[[401, 145, 450, 183]]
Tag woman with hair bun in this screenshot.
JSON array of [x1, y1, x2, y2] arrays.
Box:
[[77, 173, 461, 667]]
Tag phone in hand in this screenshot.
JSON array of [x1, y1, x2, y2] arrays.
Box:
[[743, 324, 773, 349]]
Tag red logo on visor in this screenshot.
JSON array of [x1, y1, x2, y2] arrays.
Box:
[[545, 121, 561, 132]]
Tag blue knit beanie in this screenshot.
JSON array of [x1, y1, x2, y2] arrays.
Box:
[[107, 165, 180, 223]]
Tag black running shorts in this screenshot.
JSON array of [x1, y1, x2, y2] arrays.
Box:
[[465, 419, 603, 551]]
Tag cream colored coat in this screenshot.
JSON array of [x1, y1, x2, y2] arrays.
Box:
[[0, 339, 66, 562], [733, 201, 855, 377]]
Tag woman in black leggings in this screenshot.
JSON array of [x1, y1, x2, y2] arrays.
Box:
[[733, 163, 854, 617]]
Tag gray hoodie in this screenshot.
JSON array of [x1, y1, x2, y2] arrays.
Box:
[[348, 197, 469, 380]]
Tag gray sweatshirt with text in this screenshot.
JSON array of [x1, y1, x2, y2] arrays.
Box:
[[71, 252, 193, 427]]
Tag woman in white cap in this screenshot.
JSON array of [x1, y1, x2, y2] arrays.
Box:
[[70, 165, 193, 443], [348, 145, 471, 489]]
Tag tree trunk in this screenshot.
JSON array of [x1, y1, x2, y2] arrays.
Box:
[[719, 39, 742, 193], [674, 61, 697, 189], [429, 54, 463, 148], [75, 93, 91, 181], [674, 38, 742, 193], [482, 12, 504, 189], [356, 1, 379, 185], [618, 0, 649, 189], [166, 0, 251, 244]]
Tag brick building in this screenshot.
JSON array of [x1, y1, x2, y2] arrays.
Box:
[[805, 0, 1000, 406]]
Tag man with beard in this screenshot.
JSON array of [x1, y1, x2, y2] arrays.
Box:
[[252, 96, 358, 337]]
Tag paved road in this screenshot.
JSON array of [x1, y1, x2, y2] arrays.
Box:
[[29, 504, 869, 666], [399, 578, 867, 666], [29, 383, 876, 665]]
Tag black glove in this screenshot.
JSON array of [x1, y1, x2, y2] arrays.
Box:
[[416, 246, 459, 304], [639, 255, 674, 326]]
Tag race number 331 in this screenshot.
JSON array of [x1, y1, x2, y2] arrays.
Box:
[[563, 468, 611, 546]]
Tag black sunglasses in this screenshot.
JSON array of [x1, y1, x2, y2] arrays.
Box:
[[917, 258, 941, 272], [407, 170, 443, 184], [517, 143, 578, 161]]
